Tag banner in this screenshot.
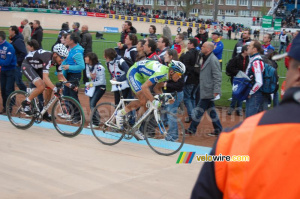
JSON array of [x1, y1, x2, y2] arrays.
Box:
[[262, 15, 272, 28], [10, 7, 22, 11], [87, 12, 106, 17], [0, 7, 9, 11], [104, 27, 119, 33], [274, 19, 282, 31]]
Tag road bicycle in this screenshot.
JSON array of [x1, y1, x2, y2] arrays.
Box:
[[90, 80, 185, 156], [6, 81, 85, 137]]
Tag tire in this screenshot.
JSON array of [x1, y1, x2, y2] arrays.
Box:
[[144, 109, 185, 156], [6, 90, 35, 130], [52, 96, 85, 137], [90, 102, 124, 145]]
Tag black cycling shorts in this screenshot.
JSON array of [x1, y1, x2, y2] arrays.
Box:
[[22, 62, 43, 84]]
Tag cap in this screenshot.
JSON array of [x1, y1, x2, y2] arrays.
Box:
[[272, 33, 300, 61], [211, 31, 221, 36]]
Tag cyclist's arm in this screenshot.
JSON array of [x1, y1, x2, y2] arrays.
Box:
[[141, 80, 155, 102], [153, 82, 164, 94], [43, 72, 55, 90]]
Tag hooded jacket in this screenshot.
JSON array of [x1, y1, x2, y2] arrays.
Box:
[[31, 26, 43, 48], [0, 40, 16, 71], [11, 33, 27, 66]]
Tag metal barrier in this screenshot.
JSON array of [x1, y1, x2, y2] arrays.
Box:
[[42, 38, 286, 79]]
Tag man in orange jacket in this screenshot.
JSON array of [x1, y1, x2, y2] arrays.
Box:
[[191, 33, 300, 199]]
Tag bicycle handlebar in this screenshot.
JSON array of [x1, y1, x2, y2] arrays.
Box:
[[55, 79, 79, 88]]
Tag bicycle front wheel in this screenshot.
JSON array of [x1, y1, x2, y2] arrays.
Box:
[[6, 90, 35, 129], [144, 110, 185, 156], [52, 96, 85, 137], [90, 102, 124, 145]]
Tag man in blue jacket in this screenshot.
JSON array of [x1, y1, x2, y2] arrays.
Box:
[[62, 33, 85, 123], [9, 25, 27, 92], [211, 31, 224, 70], [0, 31, 17, 114]]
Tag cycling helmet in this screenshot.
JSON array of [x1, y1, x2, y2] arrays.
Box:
[[169, 60, 186, 74], [53, 43, 69, 58]]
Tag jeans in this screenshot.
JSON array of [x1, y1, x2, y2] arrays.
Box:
[[165, 91, 184, 140], [90, 86, 106, 125], [188, 99, 222, 135], [15, 66, 27, 92], [245, 91, 268, 118], [278, 43, 287, 54], [183, 84, 198, 118], [64, 73, 82, 120], [230, 94, 242, 110], [1, 69, 15, 109]]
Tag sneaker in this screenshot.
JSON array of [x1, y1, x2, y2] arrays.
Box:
[[207, 132, 219, 137], [185, 129, 195, 135], [87, 124, 99, 129], [236, 109, 243, 116], [115, 110, 124, 129], [227, 107, 234, 115], [71, 118, 81, 124], [43, 112, 52, 122], [134, 130, 144, 140], [184, 116, 192, 123], [58, 113, 71, 119], [165, 136, 179, 142], [21, 100, 32, 116]]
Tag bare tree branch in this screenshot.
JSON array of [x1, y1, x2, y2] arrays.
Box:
[[178, 0, 198, 18]]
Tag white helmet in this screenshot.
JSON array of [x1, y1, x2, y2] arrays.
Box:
[[169, 60, 186, 74], [53, 44, 69, 58]]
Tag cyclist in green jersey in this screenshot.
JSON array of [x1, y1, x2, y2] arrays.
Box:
[[115, 60, 185, 139]]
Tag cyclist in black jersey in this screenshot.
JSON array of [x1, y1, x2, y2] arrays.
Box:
[[21, 42, 76, 116]]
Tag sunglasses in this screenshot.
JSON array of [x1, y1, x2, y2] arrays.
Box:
[[175, 71, 183, 77], [60, 56, 66, 60]]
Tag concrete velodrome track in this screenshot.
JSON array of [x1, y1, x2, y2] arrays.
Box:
[[0, 115, 210, 199]]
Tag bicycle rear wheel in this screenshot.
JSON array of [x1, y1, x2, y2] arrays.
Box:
[[90, 102, 124, 145], [6, 90, 35, 129], [52, 96, 85, 137], [144, 110, 185, 156]]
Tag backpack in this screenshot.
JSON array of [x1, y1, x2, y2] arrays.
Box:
[[254, 58, 279, 94]]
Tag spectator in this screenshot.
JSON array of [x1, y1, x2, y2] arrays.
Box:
[[31, 20, 43, 48], [22, 19, 31, 44], [157, 36, 170, 65], [186, 42, 222, 137], [262, 33, 275, 55], [179, 40, 188, 58], [211, 31, 224, 69], [60, 33, 69, 46], [29, 22, 33, 31], [104, 48, 131, 105], [56, 23, 71, 44], [148, 25, 157, 42], [194, 27, 208, 48], [245, 40, 268, 118], [80, 25, 93, 84], [177, 26, 181, 34], [252, 16, 256, 26], [117, 21, 137, 56], [232, 29, 252, 58], [144, 38, 161, 62], [279, 30, 289, 54], [172, 33, 184, 54], [9, 25, 27, 92], [84, 52, 106, 129], [162, 49, 185, 141], [135, 39, 146, 61], [181, 38, 199, 123], [285, 31, 299, 69], [191, 33, 300, 199], [72, 22, 81, 43], [187, 27, 192, 38], [226, 45, 249, 116], [0, 31, 17, 114], [124, 33, 138, 65], [62, 33, 85, 123], [227, 26, 232, 40]]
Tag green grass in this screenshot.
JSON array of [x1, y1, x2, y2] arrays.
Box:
[[1, 27, 287, 107]]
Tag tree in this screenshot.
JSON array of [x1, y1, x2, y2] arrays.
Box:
[[178, 0, 199, 18]]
